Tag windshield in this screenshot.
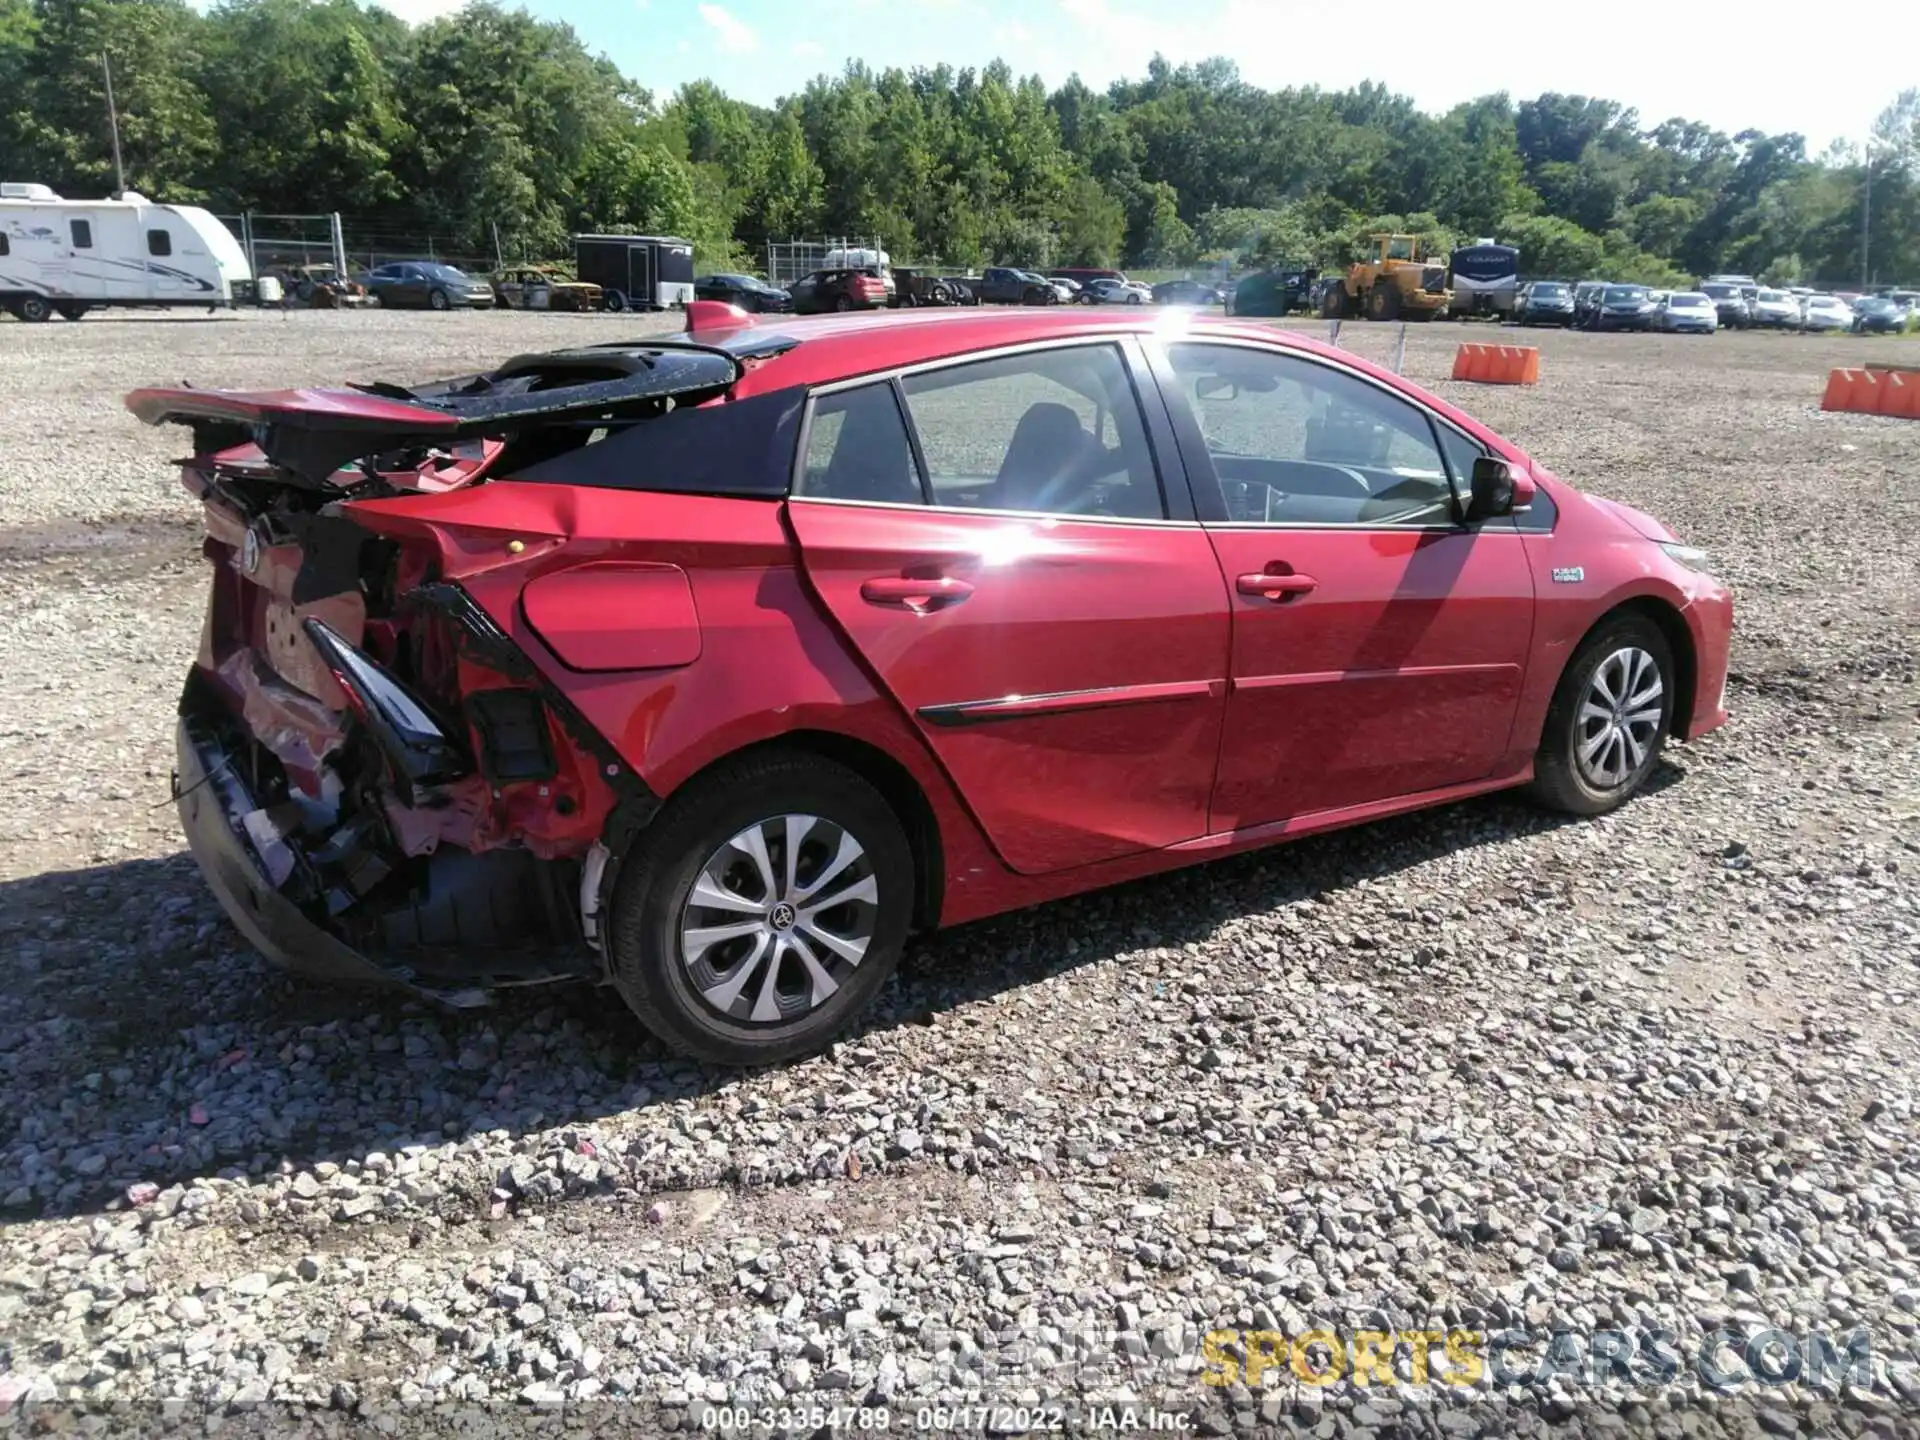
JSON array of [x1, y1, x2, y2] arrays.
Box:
[[1603, 286, 1647, 303], [1702, 284, 1735, 298], [1672, 294, 1709, 307], [1758, 290, 1788, 302], [1532, 283, 1569, 297], [424, 264, 471, 282]]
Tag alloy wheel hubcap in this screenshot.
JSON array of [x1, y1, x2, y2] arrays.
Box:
[[677, 814, 878, 1026], [1576, 647, 1664, 789]]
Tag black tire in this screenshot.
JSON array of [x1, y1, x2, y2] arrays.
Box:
[[1319, 284, 1347, 320], [1366, 283, 1400, 322], [834, 295, 854, 312], [603, 289, 628, 313], [17, 295, 53, 324], [1528, 612, 1676, 817], [428, 288, 452, 311], [606, 750, 914, 1067]]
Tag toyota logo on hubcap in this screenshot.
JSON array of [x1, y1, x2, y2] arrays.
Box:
[[768, 902, 796, 931]]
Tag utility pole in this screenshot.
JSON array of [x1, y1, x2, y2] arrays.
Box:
[[1861, 144, 1874, 293], [101, 51, 127, 196]]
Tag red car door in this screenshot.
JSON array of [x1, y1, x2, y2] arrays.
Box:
[[786, 341, 1230, 875], [1154, 339, 1536, 831]]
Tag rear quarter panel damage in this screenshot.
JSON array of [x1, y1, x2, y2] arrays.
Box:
[[343, 482, 1012, 926]]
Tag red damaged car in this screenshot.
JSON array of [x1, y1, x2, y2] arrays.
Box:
[[133, 304, 1732, 1066]]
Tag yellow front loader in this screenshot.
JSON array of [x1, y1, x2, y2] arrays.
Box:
[[1320, 234, 1453, 322]]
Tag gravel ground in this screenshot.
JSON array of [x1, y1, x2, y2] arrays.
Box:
[[0, 309, 1916, 1436]]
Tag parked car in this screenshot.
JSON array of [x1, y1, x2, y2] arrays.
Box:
[[1798, 294, 1853, 332], [1655, 292, 1718, 333], [1586, 284, 1656, 331], [1081, 278, 1152, 305], [491, 267, 603, 312], [788, 268, 888, 315], [1232, 267, 1319, 317], [1572, 280, 1609, 327], [363, 261, 495, 311], [1747, 288, 1800, 329], [1048, 267, 1127, 289], [133, 305, 1732, 1067], [276, 264, 365, 308], [1513, 280, 1576, 326], [1700, 281, 1750, 329], [1152, 279, 1224, 306], [1852, 295, 1909, 333], [693, 272, 794, 313], [966, 267, 1061, 305]]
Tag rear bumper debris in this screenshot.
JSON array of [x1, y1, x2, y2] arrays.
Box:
[[175, 711, 403, 992]]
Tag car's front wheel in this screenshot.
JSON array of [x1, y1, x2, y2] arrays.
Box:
[[1529, 613, 1675, 816], [607, 750, 914, 1067]]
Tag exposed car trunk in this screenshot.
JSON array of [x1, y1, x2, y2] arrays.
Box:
[[140, 344, 748, 1001]]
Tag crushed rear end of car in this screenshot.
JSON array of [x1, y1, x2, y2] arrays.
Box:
[[135, 333, 795, 1003]]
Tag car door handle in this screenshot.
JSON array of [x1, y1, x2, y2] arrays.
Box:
[[859, 576, 975, 611], [1236, 571, 1318, 601]]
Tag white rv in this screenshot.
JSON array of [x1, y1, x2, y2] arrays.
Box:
[[0, 183, 251, 322]]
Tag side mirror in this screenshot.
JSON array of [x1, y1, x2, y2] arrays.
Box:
[[1461, 456, 1524, 522], [1194, 376, 1239, 401]]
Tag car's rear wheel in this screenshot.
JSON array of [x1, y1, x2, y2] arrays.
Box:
[[603, 289, 628, 313], [607, 750, 913, 1067], [1529, 613, 1675, 816], [834, 296, 854, 312]]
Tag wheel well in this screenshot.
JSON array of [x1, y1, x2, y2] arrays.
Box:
[[1581, 597, 1699, 739], [669, 732, 945, 932]]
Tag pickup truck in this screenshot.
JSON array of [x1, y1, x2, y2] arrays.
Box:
[[965, 267, 1061, 306]]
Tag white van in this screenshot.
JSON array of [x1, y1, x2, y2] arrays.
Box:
[[0, 183, 252, 322]]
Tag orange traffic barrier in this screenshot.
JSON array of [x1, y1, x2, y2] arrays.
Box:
[[1451, 343, 1539, 385], [1821, 367, 1858, 411], [1821, 366, 1920, 420], [1883, 370, 1920, 420]]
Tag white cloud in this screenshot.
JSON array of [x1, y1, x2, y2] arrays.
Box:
[[697, 2, 759, 54], [792, 39, 825, 57], [993, 20, 1032, 44]]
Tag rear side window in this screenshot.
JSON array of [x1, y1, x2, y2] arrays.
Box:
[[147, 229, 171, 257], [899, 344, 1165, 519], [70, 219, 92, 248], [796, 383, 924, 506]]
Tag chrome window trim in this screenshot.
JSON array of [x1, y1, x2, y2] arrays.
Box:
[[785, 327, 1539, 536], [784, 492, 1203, 531]]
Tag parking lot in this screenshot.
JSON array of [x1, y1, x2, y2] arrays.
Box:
[[0, 310, 1915, 1431]]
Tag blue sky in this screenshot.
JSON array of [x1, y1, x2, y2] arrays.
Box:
[[386, 0, 1913, 154]]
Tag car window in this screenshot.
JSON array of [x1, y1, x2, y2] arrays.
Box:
[[795, 383, 924, 506], [146, 229, 171, 257], [1168, 342, 1458, 527], [70, 219, 93, 249], [899, 344, 1165, 519]]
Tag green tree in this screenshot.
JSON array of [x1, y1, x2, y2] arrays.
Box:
[[1138, 181, 1193, 266], [1055, 173, 1125, 266], [196, 0, 408, 211], [19, 0, 218, 200]]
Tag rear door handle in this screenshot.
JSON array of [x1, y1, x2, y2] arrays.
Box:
[[1236, 571, 1318, 601], [859, 576, 975, 611]]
